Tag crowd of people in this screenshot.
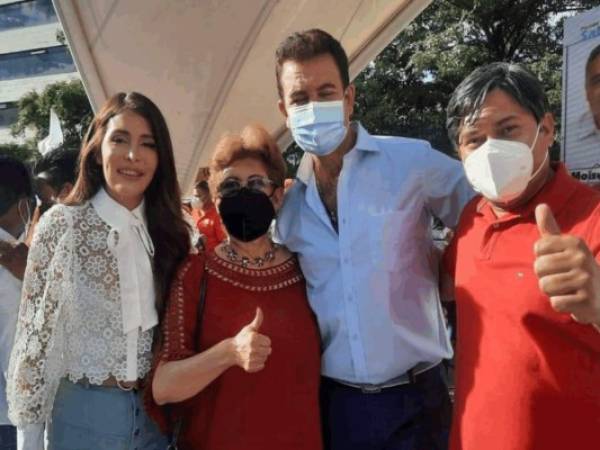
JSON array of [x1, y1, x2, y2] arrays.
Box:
[[0, 28, 598, 450]]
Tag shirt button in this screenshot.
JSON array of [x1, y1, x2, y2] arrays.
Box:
[[492, 223, 500, 229], [134, 428, 140, 437], [343, 256, 350, 264], [352, 333, 359, 341]]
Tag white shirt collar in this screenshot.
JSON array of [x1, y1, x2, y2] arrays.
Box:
[[91, 187, 148, 232], [91, 188, 154, 257], [90, 187, 157, 381]]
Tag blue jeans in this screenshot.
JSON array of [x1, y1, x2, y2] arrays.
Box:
[[320, 365, 452, 450], [0, 425, 15, 450], [48, 379, 167, 450]]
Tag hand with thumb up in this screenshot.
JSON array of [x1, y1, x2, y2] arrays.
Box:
[[533, 204, 600, 327], [231, 307, 272, 373]]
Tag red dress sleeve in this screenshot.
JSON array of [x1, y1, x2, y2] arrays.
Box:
[[158, 253, 206, 362], [144, 252, 206, 431]]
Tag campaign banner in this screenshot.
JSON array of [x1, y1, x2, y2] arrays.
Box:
[[562, 6, 600, 183]]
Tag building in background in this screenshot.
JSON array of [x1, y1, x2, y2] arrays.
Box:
[[0, 0, 79, 144], [561, 5, 600, 183]]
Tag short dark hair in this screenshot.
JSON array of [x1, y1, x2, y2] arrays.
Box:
[[275, 29, 349, 98], [33, 146, 79, 192], [586, 44, 600, 80], [0, 155, 32, 216], [195, 180, 210, 193], [446, 62, 548, 148]]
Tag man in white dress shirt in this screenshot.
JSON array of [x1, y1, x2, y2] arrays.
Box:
[[274, 29, 474, 449], [0, 156, 33, 450]]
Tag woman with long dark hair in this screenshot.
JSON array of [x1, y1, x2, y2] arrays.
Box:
[[7, 92, 190, 450]]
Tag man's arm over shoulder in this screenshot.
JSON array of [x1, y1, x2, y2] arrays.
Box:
[[274, 181, 304, 248], [417, 142, 475, 228]]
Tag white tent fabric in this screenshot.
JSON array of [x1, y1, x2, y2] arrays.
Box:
[[53, 0, 431, 192]]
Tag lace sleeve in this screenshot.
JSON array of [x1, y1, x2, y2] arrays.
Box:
[[7, 205, 73, 426]]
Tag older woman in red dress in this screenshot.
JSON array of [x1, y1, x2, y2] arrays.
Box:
[[145, 124, 322, 450]]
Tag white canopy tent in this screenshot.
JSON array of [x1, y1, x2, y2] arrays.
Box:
[[53, 0, 431, 192]]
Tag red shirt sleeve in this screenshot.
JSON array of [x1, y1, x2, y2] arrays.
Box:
[[571, 200, 600, 351], [158, 253, 206, 362], [588, 204, 600, 265], [144, 252, 206, 431]]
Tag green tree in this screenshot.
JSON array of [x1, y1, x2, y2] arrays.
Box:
[[11, 79, 93, 153], [353, 0, 597, 158], [0, 142, 37, 163]]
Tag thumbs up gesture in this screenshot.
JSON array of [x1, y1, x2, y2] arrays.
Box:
[[231, 308, 272, 373], [533, 204, 600, 327]]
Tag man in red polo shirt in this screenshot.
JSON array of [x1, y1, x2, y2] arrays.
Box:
[[444, 62, 600, 450]]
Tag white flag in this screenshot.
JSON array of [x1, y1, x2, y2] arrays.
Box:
[[38, 108, 64, 155]]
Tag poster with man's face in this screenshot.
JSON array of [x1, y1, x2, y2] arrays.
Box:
[[562, 6, 600, 184]]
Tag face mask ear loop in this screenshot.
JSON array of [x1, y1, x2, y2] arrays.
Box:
[[529, 124, 541, 151], [528, 124, 548, 180], [17, 198, 31, 238], [530, 145, 549, 181]]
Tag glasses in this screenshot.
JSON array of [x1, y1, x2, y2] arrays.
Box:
[[217, 176, 278, 198]]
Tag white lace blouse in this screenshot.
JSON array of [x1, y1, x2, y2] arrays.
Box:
[[7, 189, 158, 427]]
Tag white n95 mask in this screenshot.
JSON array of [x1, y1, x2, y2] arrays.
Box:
[[463, 127, 543, 203], [288, 100, 347, 156]]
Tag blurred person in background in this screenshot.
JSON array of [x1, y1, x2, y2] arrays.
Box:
[[0, 147, 79, 284], [0, 156, 34, 450], [32, 147, 79, 216], [190, 180, 226, 251]]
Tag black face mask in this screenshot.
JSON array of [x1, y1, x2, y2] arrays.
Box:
[[218, 188, 275, 242]]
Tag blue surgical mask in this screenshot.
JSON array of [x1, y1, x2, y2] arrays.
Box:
[[288, 100, 347, 156]]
